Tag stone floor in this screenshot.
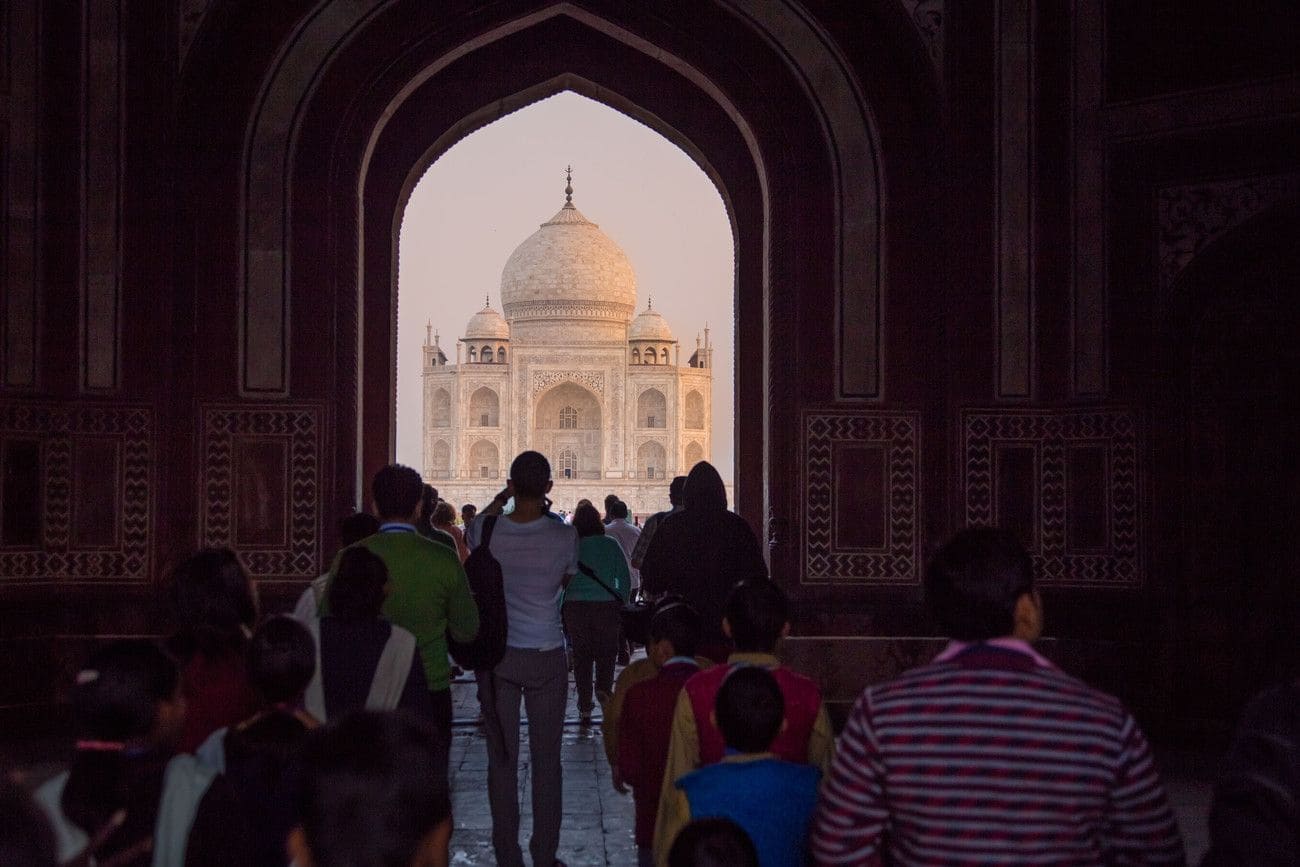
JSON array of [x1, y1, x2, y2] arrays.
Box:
[[445, 674, 639, 865]]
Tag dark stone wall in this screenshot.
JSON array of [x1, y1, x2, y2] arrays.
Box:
[[1, 0, 1296, 740]]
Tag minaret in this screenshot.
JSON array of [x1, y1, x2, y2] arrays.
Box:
[[425, 319, 432, 347]]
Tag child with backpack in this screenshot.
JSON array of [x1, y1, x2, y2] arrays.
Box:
[[657, 667, 821, 867]]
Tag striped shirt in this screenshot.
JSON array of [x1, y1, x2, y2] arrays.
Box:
[[811, 641, 1185, 866]]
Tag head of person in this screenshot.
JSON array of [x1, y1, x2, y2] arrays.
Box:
[[289, 711, 451, 867], [714, 665, 785, 754], [647, 600, 700, 667], [668, 475, 688, 507], [722, 579, 790, 653], [418, 484, 438, 529], [0, 777, 56, 867], [572, 502, 605, 538], [62, 640, 185, 834], [431, 501, 456, 529], [667, 818, 760, 867], [925, 527, 1041, 642], [329, 546, 389, 622], [460, 503, 477, 525], [248, 616, 316, 709], [603, 494, 619, 520], [339, 512, 380, 548], [168, 547, 257, 658], [371, 464, 424, 522], [507, 450, 552, 502], [611, 500, 630, 522], [684, 462, 727, 511]]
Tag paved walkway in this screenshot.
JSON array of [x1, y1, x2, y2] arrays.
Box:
[[445, 674, 638, 865]]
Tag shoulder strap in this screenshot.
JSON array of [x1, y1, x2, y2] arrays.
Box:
[[151, 754, 217, 867], [303, 618, 327, 722], [366, 626, 417, 710], [479, 514, 498, 551], [577, 561, 623, 602]]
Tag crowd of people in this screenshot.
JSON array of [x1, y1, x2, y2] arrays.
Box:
[[1, 450, 1294, 866]]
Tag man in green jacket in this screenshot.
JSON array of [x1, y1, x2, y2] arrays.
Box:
[[327, 464, 478, 771]]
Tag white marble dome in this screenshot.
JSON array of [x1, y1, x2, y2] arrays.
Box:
[[629, 304, 675, 341], [464, 301, 509, 339], [500, 199, 637, 324]]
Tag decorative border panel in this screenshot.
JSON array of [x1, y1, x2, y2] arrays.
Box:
[[200, 404, 324, 580], [804, 411, 921, 584], [0, 402, 152, 580], [963, 408, 1141, 586]]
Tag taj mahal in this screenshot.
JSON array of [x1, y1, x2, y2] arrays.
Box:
[[421, 172, 715, 516]]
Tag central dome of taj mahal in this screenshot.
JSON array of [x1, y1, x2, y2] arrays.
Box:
[[499, 171, 637, 330]]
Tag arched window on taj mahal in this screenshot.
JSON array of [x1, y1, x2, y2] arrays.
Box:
[[686, 441, 704, 468], [685, 390, 705, 430], [661, 348, 670, 364], [558, 448, 578, 479], [638, 389, 667, 429], [631, 348, 640, 364], [559, 406, 578, 429], [468, 346, 477, 363], [482, 347, 494, 363], [645, 352, 657, 365], [497, 347, 506, 363], [431, 389, 451, 427], [430, 440, 450, 479], [638, 441, 667, 480], [470, 440, 499, 479], [469, 387, 499, 427]]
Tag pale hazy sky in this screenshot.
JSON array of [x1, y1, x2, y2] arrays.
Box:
[[396, 92, 736, 482]]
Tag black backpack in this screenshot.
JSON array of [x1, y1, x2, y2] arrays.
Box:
[[448, 516, 508, 671]]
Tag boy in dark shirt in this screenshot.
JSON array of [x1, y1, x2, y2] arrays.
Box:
[[657, 666, 820, 867], [618, 603, 704, 867]]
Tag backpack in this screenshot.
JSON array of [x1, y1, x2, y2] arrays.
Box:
[[448, 515, 508, 671]]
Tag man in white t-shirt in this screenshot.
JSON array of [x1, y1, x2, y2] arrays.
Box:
[[604, 500, 642, 592], [466, 450, 578, 867]]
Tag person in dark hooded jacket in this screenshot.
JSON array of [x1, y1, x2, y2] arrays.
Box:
[[639, 462, 767, 662]]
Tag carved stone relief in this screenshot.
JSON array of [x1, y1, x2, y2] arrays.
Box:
[[1158, 173, 1300, 289]]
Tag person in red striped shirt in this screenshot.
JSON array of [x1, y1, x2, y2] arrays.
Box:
[[811, 528, 1185, 866]]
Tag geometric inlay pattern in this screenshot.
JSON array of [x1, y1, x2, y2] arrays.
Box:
[[0, 402, 152, 581], [804, 411, 921, 584], [963, 408, 1141, 586], [200, 404, 323, 580]]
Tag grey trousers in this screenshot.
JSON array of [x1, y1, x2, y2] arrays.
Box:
[[481, 645, 569, 867]]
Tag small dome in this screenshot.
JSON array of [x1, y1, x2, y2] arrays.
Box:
[[629, 303, 675, 342], [464, 299, 509, 340]]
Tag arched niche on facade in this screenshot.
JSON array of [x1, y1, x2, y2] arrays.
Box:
[[684, 390, 704, 430], [431, 388, 451, 427], [637, 388, 667, 428], [535, 382, 602, 480], [469, 386, 500, 427], [430, 439, 451, 478], [685, 441, 704, 468], [638, 441, 667, 479], [193, 0, 941, 573], [468, 440, 500, 479]]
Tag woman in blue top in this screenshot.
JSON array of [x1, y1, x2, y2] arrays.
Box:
[[564, 502, 631, 724]]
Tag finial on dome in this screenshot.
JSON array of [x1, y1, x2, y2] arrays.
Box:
[[484, 294, 491, 309], [564, 165, 573, 207], [647, 295, 653, 311]]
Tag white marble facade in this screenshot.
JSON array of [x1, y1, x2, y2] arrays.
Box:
[[422, 178, 714, 517]]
